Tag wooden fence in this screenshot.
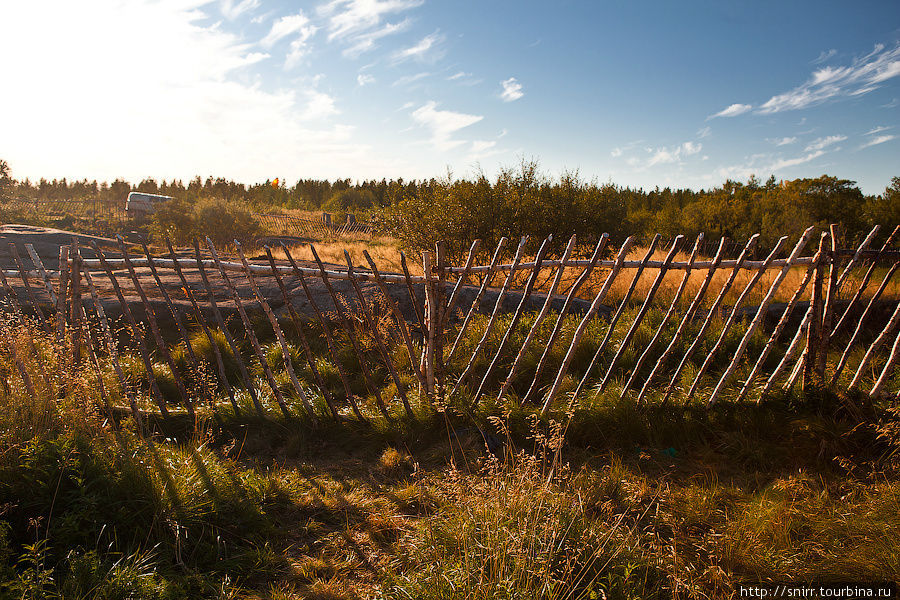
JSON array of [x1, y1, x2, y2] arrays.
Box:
[[253, 213, 375, 237], [1, 224, 899, 431]]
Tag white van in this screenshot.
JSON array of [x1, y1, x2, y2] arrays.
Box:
[[125, 192, 173, 217]]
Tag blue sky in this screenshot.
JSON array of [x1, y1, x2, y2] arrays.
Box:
[[1, 0, 898, 193]]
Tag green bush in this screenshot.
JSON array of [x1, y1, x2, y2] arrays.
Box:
[[150, 197, 261, 247]]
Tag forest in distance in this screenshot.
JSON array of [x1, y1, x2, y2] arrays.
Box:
[[2, 158, 899, 259]]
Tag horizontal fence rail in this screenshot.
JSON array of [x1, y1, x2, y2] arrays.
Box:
[[1, 224, 899, 435]]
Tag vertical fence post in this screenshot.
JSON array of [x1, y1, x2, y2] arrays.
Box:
[[422, 251, 435, 397], [435, 242, 447, 401], [56, 246, 69, 343], [804, 232, 828, 389], [817, 225, 839, 382], [69, 243, 82, 363]]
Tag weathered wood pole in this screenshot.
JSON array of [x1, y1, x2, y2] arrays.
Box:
[[573, 234, 662, 400], [524, 234, 608, 404], [623, 233, 702, 400], [540, 236, 635, 415], [8, 242, 51, 334], [55, 246, 69, 343], [803, 233, 829, 389], [441, 239, 482, 329]]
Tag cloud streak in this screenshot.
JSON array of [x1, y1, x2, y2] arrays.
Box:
[[411, 101, 483, 151], [707, 103, 752, 119], [500, 77, 524, 102]]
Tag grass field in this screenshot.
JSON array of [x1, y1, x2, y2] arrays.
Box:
[[1, 296, 899, 599]]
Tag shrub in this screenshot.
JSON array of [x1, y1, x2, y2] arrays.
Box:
[[150, 197, 261, 247]]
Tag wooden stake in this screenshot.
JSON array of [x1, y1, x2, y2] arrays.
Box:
[[165, 238, 240, 414], [81, 266, 144, 433], [423, 251, 436, 396], [69, 239, 83, 363], [279, 242, 364, 421], [235, 243, 317, 422], [598, 235, 685, 394], [90, 241, 169, 418], [263, 246, 339, 418], [623, 233, 702, 400], [707, 227, 816, 406], [117, 236, 195, 419], [447, 237, 508, 364], [400, 251, 426, 335], [830, 225, 900, 340], [441, 239, 482, 329], [573, 234, 662, 400], [309, 244, 391, 420], [435, 241, 448, 400], [687, 236, 790, 400], [344, 251, 414, 418], [451, 236, 529, 397], [540, 236, 635, 415], [803, 234, 829, 389], [662, 234, 760, 404], [848, 298, 900, 391], [472, 235, 553, 406], [868, 318, 900, 397], [205, 239, 292, 419], [363, 249, 428, 392], [499, 234, 577, 402], [524, 234, 608, 404], [759, 305, 812, 398], [739, 256, 817, 403], [191, 239, 264, 417], [8, 242, 51, 334], [834, 225, 880, 293], [55, 246, 69, 342], [25, 244, 58, 305]]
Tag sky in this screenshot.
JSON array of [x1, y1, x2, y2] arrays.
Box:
[[1, 0, 899, 194]]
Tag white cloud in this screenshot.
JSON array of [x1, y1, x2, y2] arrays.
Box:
[[859, 135, 896, 149], [883, 98, 900, 108], [0, 1, 377, 184], [392, 31, 444, 63], [697, 126, 711, 139], [357, 73, 375, 86], [342, 19, 409, 57], [757, 43, 900, 113], [769, 150, 826, 171], [260, 12, 317, 68], [626, 141, 703, 168], [221, 0, 260, 20], [812, 49, 837, 64], [448, 71, 468, 81], [804, 135, 846, 152], [707, 103, 752, 119], [319, 0, 422, 41], [499, 77, 524, 102], [392, 72, 430, 87], [410, 101, 483, 151], [611, 147, 623, 157], [866, 125, 892, 135], [770, 136, 797, 146]]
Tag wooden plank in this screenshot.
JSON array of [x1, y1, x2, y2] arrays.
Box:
[[205, 238, 292, 419], [344, 251, 415, 418], [89, 241, 170, 417], [309, 244, 391, 420], [25, 244, 58, 305], [450, 236, 529, 397], [540, 236, 635, 415], [524, 235, 609, 404], [758, 305, 813, 400], [623, 233, 702, 400], [235, 243, 317, 422], [279, 242, 364, 421], [573, 234, 662, 399], [116, 236, 195, 419], [81, 266, 144, 433], [830, 225, 900, 341], [191, 239, 265, 417], [687, 235, 790, 400], [847, 298, 900, 391], [834, 225, 880, 293], [447, 237, 508, 364], [139, 240, 213, 410], [599, 235, 685, 394], [803, 234, 828, 389], [400, 251, 426, 336], [662, 234, 760, 404], [447, 256, 816, 274], [707, 226, 816, 406], [165, 238, 240, 414], [817, 225, 840, 380], [263, 246, 339, 419], [472, 235, 553, 406], [499, 234, 577, 402]]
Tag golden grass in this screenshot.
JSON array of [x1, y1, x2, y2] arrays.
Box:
[[261, 234, 421, 275]]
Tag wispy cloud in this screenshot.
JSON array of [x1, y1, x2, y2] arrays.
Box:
[[647, 141, 702, 166], [769, 136, 797, 146], [221, 0, 259, 20], [410, 101, 482, 151], [859, 134, 896, 149], [697, 126, 711, 139], [342, 19, 410, 57], [319, 0, 422, 41], [804, 135, 846, 152], [611, 147, 623, 157], [757, 43, 900, 113], [883, 98, 900, 108], [500, 77, 524, 102], [866, 125, 892, 135], [707, 103, 752, 119], [392, 31, 444, 62], [392, 71, 429, 87], [448, 71, 468, 81], [357, 73, 375, 86], [260, 12, 317, 67], [769, 150, 825, 171], [812, 48, 837, 64]]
